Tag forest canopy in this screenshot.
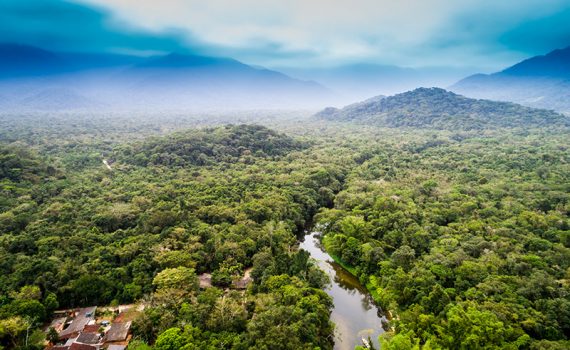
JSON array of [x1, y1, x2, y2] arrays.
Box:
[[316, 88, 570, 130], [0, 111, 568, 349]]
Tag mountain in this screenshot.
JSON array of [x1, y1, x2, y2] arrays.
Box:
[[451, 46, 570, 113], [315, 87, 569, 130], [502, 46, 570, 78], [0, 43, 69, 77], [0, 44, 332, 111], [135, 52, 243, 69], [282, 63, 475, 103]]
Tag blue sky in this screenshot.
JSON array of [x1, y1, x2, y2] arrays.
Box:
[[2, 0, 570, 71]]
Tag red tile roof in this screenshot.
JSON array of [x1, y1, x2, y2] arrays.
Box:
[[82, 325, 100, 333]]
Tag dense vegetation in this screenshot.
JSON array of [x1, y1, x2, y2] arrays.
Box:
[[318, 132, 570, 349], [0, 108, 569, 349], [316, 88, 569, 130], [0, 122, 349, 349], [117, 124, 308, 167]]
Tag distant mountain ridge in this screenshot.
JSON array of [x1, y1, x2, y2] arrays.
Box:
[[316, 87, 569, 130], [451, 46, 570, 113], [0, 43, 68, 77], [502, 46, 570, 78], [283, 63, 474, 103], [0, 43, 332, 111], [136, 52, 242, 69]]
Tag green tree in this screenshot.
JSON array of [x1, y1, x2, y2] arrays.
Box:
[[154, 328, 185, 350], [46, 327, 59, 345], [153, 267, 199, 293], [43, 293, 59, 313]]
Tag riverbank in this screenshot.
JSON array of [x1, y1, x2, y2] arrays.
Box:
[[320, 232, 398, 327], [321, 234, 383, 304], [301, 231, 386, 350]]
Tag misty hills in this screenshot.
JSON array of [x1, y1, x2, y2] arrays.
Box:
[[283, 63, 473, 102], [0, 43, 150, 77], [316, 87, 569, 130], [451, 46, 570, 113], [0, 43, 67, 77], [0, 43, 331, 111]]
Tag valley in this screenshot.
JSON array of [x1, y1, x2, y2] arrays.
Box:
[[3, 1, 570, 349], [1, 101, 569, 349]]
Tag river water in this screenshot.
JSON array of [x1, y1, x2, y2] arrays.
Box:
[[300, 231, 386, 350]]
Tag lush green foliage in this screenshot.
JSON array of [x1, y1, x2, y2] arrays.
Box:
[[317, 130, 570, 349], [1, 109, 569, 349], [0, 122, 345, 349], [118, 124, 308, 167], [316, 88, 570, 130]]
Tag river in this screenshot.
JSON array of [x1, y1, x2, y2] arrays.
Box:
[[300, 231, 386, 350]]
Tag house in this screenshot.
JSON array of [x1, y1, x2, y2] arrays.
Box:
[[59, 307, 97, 340], [104, 321, 132, 343]]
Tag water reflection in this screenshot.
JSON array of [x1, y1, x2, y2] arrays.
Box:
[[300, 232, 386, 350]]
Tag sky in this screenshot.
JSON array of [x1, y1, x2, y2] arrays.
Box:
[[2, 0, 570, 71]]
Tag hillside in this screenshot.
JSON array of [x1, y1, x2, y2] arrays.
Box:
[[451, 46, 570, 113], [117, 124, 307, 167], [315, 87, 568, 130]]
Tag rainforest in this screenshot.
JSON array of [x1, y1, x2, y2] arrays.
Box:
[[1, 103, 569, 349]]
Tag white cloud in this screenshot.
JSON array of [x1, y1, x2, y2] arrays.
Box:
[[76, 0, 570, 69]]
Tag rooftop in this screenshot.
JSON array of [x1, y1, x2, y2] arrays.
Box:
[[81, 325, 100, 334], [105, 321, 131, 342], [75, 332, 101, 345], [59, 307, 97, 339]]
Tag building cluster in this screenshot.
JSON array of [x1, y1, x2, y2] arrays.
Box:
[[46, 306, 132, 350]]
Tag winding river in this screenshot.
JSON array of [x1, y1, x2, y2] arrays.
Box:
[[300, 231, 387, 350]]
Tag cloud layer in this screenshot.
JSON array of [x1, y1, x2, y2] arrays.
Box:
[[0, 0, 189, 55], [3, 0, 570, 69]]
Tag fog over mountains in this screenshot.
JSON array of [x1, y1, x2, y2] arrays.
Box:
[[0, 43, 332, 111], [2, 42, 570, 114], [451, 46, 570, 114], [1, 42, 468, 112], [282, 64, 475, 101]]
